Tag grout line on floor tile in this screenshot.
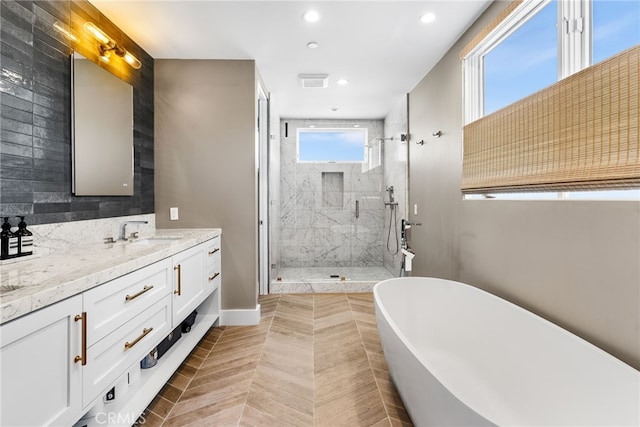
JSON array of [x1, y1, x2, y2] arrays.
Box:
[[158, 317, 227, 425], [347, 293, 394, 425], [236, 294, 281, 425]]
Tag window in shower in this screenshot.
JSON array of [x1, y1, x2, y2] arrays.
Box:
[[297, 128, 368, 162]]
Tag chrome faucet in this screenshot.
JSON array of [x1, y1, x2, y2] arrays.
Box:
[[119, 220, 148, 241]]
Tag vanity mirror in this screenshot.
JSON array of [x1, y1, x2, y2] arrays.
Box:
[[72, 52, 134, 196]]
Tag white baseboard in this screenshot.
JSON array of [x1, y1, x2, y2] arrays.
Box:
[[220, 304, 261, 326]]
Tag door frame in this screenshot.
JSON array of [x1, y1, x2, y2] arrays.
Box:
[[257, 84, 269, 295]]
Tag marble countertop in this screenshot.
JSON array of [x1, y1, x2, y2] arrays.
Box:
[[0, 228, 221, 325]]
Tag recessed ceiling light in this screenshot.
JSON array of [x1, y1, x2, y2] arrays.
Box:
[[353, 124, 360, 128], [303, 10, 320, 23], [337, 79, 349, 85], [307, 41, 319, 49], [420, 13, 436, 24]]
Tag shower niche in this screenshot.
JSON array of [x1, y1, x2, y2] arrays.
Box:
[[322, 172, 344, 208]]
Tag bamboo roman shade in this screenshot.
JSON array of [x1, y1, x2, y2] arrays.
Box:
[[462, 45, 640, 193], [460, 0, 522, 60]]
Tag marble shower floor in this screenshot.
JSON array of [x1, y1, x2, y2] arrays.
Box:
[[270, 267, 395, 293], [136, 294, 412, 426]]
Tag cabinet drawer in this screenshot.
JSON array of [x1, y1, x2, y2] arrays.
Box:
[[83, 295, 171, 407], [206, 264, 221, 295], [84, 258, 172, 346], [205, 236, 221, 268]]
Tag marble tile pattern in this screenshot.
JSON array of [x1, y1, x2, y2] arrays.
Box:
[[383, 96, 409, 274], [8, 213, 156, 257], [135, 294, 413, 426], [0, 220, 221, 324], [279, 119, 387, 268]]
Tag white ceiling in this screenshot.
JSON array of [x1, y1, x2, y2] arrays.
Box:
[[90, 0, 491, 119]]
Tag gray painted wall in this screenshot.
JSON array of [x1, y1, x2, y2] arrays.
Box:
[[408, 1, 640, 369], [154, 59, 259, 311]]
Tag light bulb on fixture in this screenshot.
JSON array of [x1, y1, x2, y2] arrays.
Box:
[[83, 22, 142, 69], [53, 21, 78, 42], [337, 79, 349, 85], [83, 22, 112, 46], [123, 51, 142, 69]]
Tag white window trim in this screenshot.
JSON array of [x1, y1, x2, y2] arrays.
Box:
[[296, 128, 369, 164], [463, 0, 592, 124]]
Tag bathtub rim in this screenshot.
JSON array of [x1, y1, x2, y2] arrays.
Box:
[[373, 276, 640, 425]]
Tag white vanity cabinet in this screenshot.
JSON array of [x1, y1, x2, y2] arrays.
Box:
[[205, 236, 222, 297], [171, 244, 206, 327], [0, 231, 222, 427], [82, 295, 172, 407], [0, 295, 83, 426]]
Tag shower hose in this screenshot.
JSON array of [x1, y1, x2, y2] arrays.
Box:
[[386, 204, 399, 256]]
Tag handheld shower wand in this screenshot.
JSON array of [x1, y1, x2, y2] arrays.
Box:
[[386, 186, 395, 203]]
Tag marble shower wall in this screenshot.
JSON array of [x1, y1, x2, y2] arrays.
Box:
[[279, 119, 385, 268], [383, 95, 409, 274]]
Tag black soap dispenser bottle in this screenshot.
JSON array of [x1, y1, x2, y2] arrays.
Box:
[[16, 216, 33, 257], [1, 217, 19, 260]]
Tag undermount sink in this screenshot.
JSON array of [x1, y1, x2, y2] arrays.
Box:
[[127, 236, 183, 246]]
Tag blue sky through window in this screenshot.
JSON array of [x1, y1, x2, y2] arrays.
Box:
[[483, 0, 640, 116], [593, 0, 640, 64], [298, 130, 367, 162], [483, 1, 558, 115]]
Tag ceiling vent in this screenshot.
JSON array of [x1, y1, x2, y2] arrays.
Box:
[[298, 74, 329, 88]]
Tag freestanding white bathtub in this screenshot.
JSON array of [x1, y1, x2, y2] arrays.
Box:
[[374, 277, 640, 426]]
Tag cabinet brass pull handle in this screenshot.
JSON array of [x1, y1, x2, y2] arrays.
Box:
[[74, 312, 87, 365], [125, 285, 154, 302], [208, 248, 220, 255], [208, 272, 220, 281], [174, 264, 181, 295], [124, 327, 153, 350]]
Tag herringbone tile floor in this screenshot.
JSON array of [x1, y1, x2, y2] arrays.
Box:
[[137, 294, 412, 426]]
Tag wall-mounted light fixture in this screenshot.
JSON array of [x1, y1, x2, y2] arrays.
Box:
[[83, 22, 142, 69], [53, 21, 79, 42]]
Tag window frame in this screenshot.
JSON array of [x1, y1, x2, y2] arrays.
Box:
[[463, 0, 594, 124], [461, 0, 639, 201], [296, 128, 369, 164]]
